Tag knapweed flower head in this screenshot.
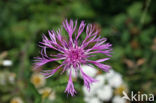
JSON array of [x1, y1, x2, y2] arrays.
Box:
[[34, 19, 112, 96]]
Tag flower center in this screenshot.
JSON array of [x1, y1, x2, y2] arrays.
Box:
[[66, 48, 85, 64], [70, 50, 79, 60]]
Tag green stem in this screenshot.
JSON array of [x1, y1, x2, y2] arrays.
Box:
[[140, 0, 152, 28]]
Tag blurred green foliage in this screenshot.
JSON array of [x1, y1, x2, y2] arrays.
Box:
[[0, 0, 156, 103]]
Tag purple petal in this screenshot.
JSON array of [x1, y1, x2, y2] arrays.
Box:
[[88, 60, 111, 72], [95, 58, 110, 62], [76, 21, 85, 40], [41, 64, 64, 78], [34, 57, 65, 69], [63, 19, 77, 42], [64, 70, 77, 96], [87, 49, 112, 57], [80, 67, 97, 90]]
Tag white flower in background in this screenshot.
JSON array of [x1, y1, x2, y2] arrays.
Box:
[[93, 75, 105, 89], [67, 65, 98, 78], [105, 69, 116, 79], [39, 87, 55, 100], [97, 85, 113, 101], [108, 73, 123, 88], [83, 85, 95, 97], [31, 73, 46, 88], [84, 97, 90, 103], [2, 60, 12, 66], [112, 96, 126, 103], [49, 91, 56, 101], [67, 67, 77, 78], [8, 72, 16, 84], [83, 75, 105, 97], [0, 72, 6, 85], [80, 65, 98, 77], [10, 97, 23, 103], [114, 84, 128, 96], [89, 97, 101, 103], [83, 70, 128, 103]]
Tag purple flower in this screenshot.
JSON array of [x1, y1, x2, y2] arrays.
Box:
[[34, 19, 112, 96]]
